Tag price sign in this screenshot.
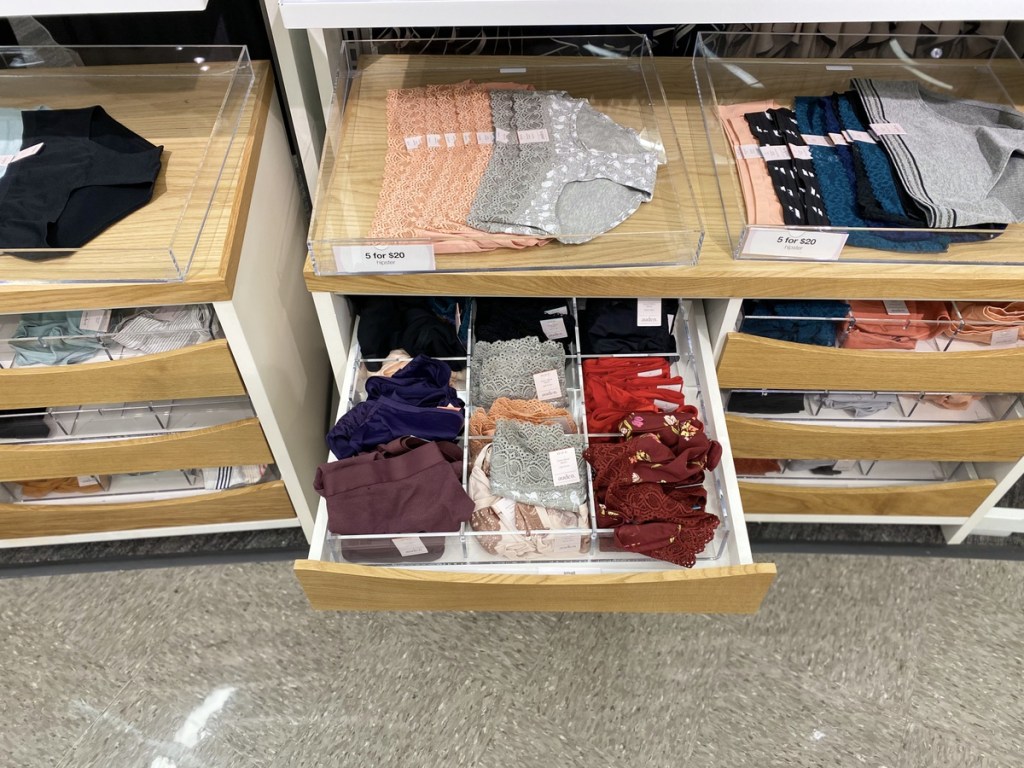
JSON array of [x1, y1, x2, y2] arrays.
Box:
[[333, 244, 436, 274], [741, 228, 848, 261]]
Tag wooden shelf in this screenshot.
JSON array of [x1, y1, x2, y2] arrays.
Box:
[[303, 57, 1024, 300], [0, 0, 208, 12]]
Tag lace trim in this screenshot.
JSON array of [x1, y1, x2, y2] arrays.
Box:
[[488, 420, 586, 512], [470, 337, 567, 408]]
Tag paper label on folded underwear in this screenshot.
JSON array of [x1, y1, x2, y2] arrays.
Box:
[[539, 317, 568, 340], [989, 328, 1018, 346], [476, 131, 495, 145], [492, 497, 519, 526], [653, 398, 679, 412], [404, 135, 423, 151], [549, 533, 582, 554], [788, 144, 813, 160], [759, 144, 791, 162], [827, 132, 848, 146], [870, 122, 906, 136], [802, 134, 832, 147], [517, 128, 550, 144], [883, 300, 910, 316], [543, 305, 569, 316], [668, 313, 675, 329], [78, 309, 111, 332], [533, 369, 562, 401], [832, 460, 858, 472], [495, 128, 510, 144], [444, 132, 458, 148], [0, 142, 43, 166], [735, 144, 762, 160], [426, 134, 442, 149], [391, 536, 429, 557], [741, 228, 848, 261], [549, 447, 581, 487], [637, 368, 662, 378], [636, 299, 662, 327], [846, 129, 876, 144], [77, 475, 101, 488], [334, 244, 436, 274]]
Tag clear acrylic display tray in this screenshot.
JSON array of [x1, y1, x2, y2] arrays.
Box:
[[0, 45, 254, 284], [323, 298, 732, 572], [0, 396, 254, 445], [308, 35, 703, 276], [727, 388, 1022, 424], [0, 304, 222, 368], [737, 458, 976, 484], [737, 300, 1024, 353], [1, 464, 277, 505], [693, 32, 1024, 266]]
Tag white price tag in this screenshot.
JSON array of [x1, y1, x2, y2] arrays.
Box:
[[492, 497, 518, 526], [334, 244, 436, 274], [736, 144, 762, 160], [476, 131, 495, 145], [77, 475, 101, 488], [78, 309, 111, 332], [548, 447, 580, 487], [444, 132, 458, 148], [636, 299, 662, 327], [882, 300, 910, 316], [989, 328, 1018, 346], [802, 134, 832, 147], [741, 228, 848, 261], [543, 305, 568, 316], [653, 398, 679, 412], [0, 142, 43, 166], [533, 369, 562, 401], [846, 130, 876, 144], [828, 132, 848, 146], [788, 144, 813, 160], [463, 131, 473, 144], [426, 133, 442, 149], [517, 128, 549, 144], [392, 536, 429, 557], [637, 368, 662, 378], [549, 534, 582, 554], [870, 122, 906, 136], [495, 128, 510, 144], [759, 144, 791, 162], [832, 460, 858, 472], [404, 135, 423, 151], [539, 317, 568, 340]]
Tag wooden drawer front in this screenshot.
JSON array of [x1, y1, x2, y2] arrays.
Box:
[[718, 333, 1024, 393], [295, 560, 776, 614], [738, 479, 996, 517], [727, 415, 1024, 462], [0, 419, 272, 482], [0, 480, 292, 539], [0, 341, 247, 409]]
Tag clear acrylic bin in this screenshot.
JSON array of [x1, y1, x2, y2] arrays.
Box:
[[737, 458, 972, 483], [308, 35, 703, 276], [323, 298, 732, 571], [693, 32, 1024, 266], [0, 45, 254, 284]]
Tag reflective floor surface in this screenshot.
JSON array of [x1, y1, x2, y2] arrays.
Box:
[[2, 553, 1021, 767]]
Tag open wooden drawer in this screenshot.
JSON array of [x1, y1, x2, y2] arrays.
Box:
[[295, 299, 776, 613]]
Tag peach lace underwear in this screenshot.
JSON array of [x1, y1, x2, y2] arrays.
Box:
[[369, 81, 550, 254], [469, 396, 577, 460]]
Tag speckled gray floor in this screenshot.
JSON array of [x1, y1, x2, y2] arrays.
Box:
[[2, 553, 1022, 767]]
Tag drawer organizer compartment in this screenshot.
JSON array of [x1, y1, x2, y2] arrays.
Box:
[[296, 299, 775, 614], [718, 300, 1024, 392], [736, 459, 996, 522]]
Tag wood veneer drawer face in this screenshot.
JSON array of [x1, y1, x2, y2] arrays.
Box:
[[726, 414, 1024, 462], [738, 478, 995, 519], [717, 333, 1024, 393], [0, 340, 246, 408], [0, 480, 292, 540], [295, 299, 776, 614]]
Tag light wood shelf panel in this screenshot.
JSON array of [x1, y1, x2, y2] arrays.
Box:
[[302, 57, 1024, 300], [739, 479, 996, 517], [0, 418, 272, 481], [0, 340, 247, 409], [0, 480, 291, 539], [717, 333, 1024, 393], [295, 560, 776, 613]]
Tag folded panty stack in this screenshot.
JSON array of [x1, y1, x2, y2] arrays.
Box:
[[369, 82, 660, 252], [722, 79, 1024, 252]]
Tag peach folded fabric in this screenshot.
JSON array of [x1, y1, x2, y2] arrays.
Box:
[[948, 302, 1024, 344], [842, 300, 951, 350], [717, 101, 785, 226]]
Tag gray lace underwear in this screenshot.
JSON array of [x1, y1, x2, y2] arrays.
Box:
[[488, 420, 587, 512], [470, 337, 567, 408], [467, 89, 659, 243]]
